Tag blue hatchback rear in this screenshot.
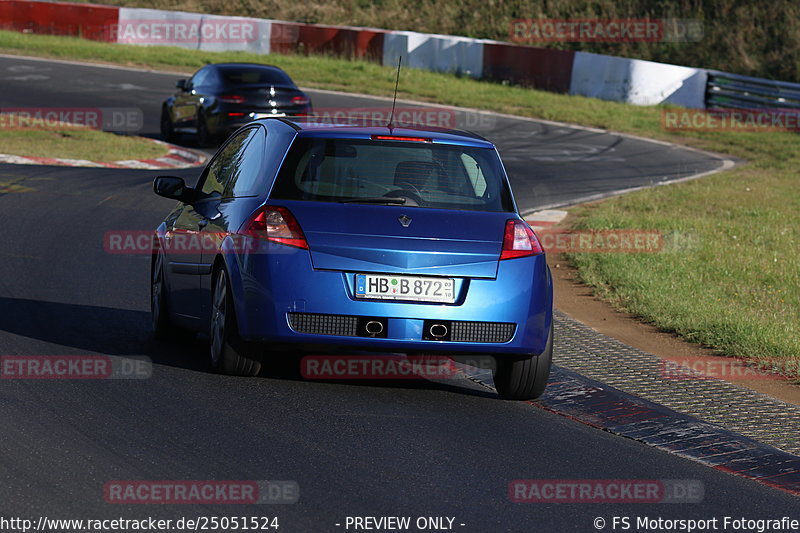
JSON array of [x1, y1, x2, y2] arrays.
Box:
[[152, 118, 554, 399]]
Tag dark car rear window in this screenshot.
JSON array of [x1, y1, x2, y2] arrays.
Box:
[[218, 66, 294, 86], [270, 138, 515, 212]]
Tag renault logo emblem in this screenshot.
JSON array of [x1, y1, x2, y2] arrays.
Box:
[[398, 215, 412, 228]]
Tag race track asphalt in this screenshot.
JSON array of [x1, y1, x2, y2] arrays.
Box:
[[0, 56, 795, 532]]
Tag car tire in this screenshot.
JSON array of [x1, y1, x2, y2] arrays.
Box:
[[210, 267, 262, 377], [493, 321, 553, 401], [151, 250, 194, 341], [196, 113, 213, 148], [160, 106, 178, 143]]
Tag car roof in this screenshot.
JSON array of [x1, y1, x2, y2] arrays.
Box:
[[209, 63, 286, 71], [258, 117, 495, 148]]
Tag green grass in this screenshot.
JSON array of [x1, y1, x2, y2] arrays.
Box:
[[0, 30, 798, 367], [567, 174, 800, 368], [0, 123, 168, 162]]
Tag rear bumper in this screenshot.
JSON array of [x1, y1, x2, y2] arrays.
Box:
[[210, 106, 311, 135], [224, 241, 553, 356]]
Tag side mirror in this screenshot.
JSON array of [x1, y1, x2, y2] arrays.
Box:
[[176, 79, 188, 91], [154, 176, 193, 202]]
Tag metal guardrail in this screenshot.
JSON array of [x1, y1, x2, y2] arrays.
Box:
[[706, 70, 800, 110]]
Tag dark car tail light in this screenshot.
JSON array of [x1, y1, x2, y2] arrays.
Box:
[[291, 96, 310, 105], [241, 206, 308, 249], [500, 219, 544, 260], [219, 94, 245, 103]]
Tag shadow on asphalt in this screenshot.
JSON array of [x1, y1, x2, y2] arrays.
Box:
[[0, 296, 499, 399]]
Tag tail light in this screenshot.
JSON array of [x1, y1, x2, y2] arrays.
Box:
[[291, 96, 310, 105], [219, 95, 245, 103], [371, 135, 432, 142], [500, 219, 544, 260], [241, 206, 308, 249]]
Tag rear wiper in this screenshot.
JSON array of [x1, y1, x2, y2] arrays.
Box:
[[340, 197, 406, 205]]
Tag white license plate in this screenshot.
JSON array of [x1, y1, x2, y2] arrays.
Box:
[[355, 274, 455, 303]]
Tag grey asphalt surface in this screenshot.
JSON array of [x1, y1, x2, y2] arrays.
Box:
[[0, 54, 725, 210], [0, 56, 796, 531]]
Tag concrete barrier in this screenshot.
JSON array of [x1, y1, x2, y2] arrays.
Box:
[[383, 31, 484, 78], [570, 52, 707, 108]]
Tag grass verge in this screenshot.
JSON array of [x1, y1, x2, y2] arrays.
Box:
[[0, 122, 168, 162], [0, 30, 797, 367]]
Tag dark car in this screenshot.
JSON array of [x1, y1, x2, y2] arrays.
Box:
[[160, 63, 312, 147], [151, 118, 554, 400]]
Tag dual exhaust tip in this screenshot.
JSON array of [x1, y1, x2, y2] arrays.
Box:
[[365, 320, 384, 336], [428, 323, 449, 338], [422, 320, 451, 341], [362, 319, 450, 340]]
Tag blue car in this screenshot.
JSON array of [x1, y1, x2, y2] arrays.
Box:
[[151, 118, 553, 400]]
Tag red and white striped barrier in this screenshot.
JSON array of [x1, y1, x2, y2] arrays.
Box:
[[0, 0, 708, 109], [0, 139, 206, 169], [0, 0, 118, 41]]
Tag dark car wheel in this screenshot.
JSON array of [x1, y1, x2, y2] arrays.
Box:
[[493, 321, 553, 401], [196, 113, 213, 148], [160, 106, 178, 143], [210, 267, 262, 376]]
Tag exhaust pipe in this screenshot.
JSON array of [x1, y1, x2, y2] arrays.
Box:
[[365, 320, 384, 336], [429, 324, 448, 339]]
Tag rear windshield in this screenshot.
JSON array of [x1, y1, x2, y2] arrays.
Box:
[[270, 138, 515, 212], [218, 66, 294, 86]]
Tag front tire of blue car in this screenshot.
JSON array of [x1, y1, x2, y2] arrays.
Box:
[[210, 267, 262, 377], [493, 322, 553, 401]]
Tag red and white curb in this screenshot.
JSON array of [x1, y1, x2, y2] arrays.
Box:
[[0, 139, 206, 169], [525, 209, 568, 231]]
